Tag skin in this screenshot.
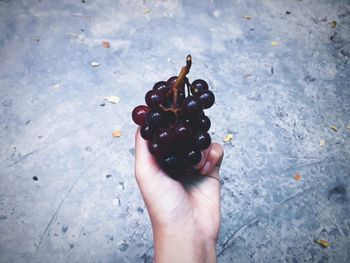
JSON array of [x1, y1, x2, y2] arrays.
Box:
[[134, 128, 224, 263]]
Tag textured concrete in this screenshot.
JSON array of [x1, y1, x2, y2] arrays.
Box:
[[0, 0, 349, 262]]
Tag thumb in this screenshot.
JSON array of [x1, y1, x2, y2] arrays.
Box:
[[199, 143, 224, 180]]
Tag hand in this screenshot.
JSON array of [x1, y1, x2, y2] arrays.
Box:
[[135, 128, 224, 263]]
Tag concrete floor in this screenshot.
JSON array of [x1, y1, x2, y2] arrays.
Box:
[[0, 0, 349, 262]]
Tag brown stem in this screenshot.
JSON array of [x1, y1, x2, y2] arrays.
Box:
[[172, 55, 192, 108]]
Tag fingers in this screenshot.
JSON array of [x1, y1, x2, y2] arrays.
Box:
[[199, 143, 224, 180], [135, 128, 161, 183], [193, 144, 212, 170]]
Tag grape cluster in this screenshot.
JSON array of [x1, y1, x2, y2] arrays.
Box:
[[132, 55, 215, 179]]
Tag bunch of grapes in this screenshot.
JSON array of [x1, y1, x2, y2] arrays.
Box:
[[132, 55, 215, 179]]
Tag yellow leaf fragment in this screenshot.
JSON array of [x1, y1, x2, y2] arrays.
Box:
[[244, 15, 252, 20], [293, 173, 302, 181], [102, 41, 110, 48], [105, 96, 120, 104], [330, 125, 338, 132], [144, 8, 150, 13], [315, 239, 330, 248], [223, 134, 233, 142], [331, 20, 337, 28], [112, 130, 122, 138], [319, 139, 325, 147], [271, 41, 279, 46]]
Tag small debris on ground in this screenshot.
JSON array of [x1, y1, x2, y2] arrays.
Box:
[[330, 125, 338, 132], [244, 15, 252, 20], [331, 20, 337, 28], [112, 130, 122, 138], [144, 8, 150, 13], [271, 41, 279, 46], [346, 124, 350, 131], [102, 41, 110, 48], [106, 174, 112, 178], [286, 11, 291, 15], [293, 173, 302, 181], [105, 96, 120, 104], [91, 62, 100, 67], [223, 134, 233, 142], [100, 102, 105, 107], [319, 140, 325, 147], [52, 83, 60, 89], [32, 176, 38, 181], [315, 239, 330, 248]]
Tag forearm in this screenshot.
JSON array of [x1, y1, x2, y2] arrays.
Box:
[[153, 226, 217, 263]]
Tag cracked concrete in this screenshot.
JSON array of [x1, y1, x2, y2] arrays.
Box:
[[0, 0, 350, 262]]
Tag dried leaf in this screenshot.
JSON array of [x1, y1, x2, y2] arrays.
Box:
[[346, 124, 350, 131], [330, 125, 338, 132], [319, 139, 325, 147], [112, 130, 122, 138], [144, 8, 150, 13], [223, 134, 233, 142], [102, 41, 110, 48], [271, 41, 279, 46], [293, 173, 302, 181], [244, 74, 253, 79], [315, 239, 330, 248], [105, 96, 120, 104], [244, 15, 252, 20], [91, 62, 100, 67], [331, 20, 337, 28]]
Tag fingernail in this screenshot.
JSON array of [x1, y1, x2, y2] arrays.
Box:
[[202, 161, 211, 174]]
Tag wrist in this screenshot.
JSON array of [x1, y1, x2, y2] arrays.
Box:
[[153, 224, 217, 263]]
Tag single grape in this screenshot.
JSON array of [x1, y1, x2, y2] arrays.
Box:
[[184, 149, 202, 165], [174, 123, 192, 144], [198, 90, 215, 109], [182, 96, 203, 119], [146, 110, 166, 128], [154, 127, 174, 148], [165, 110, 177, 125], [191, 79, 209, 96], [193, 115, 211, 132], [162, 155, 180, 171], [132, 105, 149, 126], [145, 90, 165, 109], [148, 141, 166, 157], [167, 76, 178, 87], [193, 131, 211, 150], [140, 125, 154, 140], [153, 81, 171, 96]]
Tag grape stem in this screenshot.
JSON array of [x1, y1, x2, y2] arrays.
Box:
[[172, 55, 192, 109]]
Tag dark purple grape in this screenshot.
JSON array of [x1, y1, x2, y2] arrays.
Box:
[[165, 110, 177, 125], [167, 76, 178, 87], [140, 125, 154, 140], [191, 79, 209, 96], [153, 81, 171, 96], [193, 131, 211, 150], [145, 90, 165, 109], [174, 123, 192, 144], [194, 115, 211, 132], [132, 105, 149, 126], [184, 149, 202, 165], [147, 110, 166, 128], [154, 127, 174, 148], [162, 155, 180, 171], [182, 96, 203, 119], [198, 90, 215, 109], [148, 141, 166, 157]]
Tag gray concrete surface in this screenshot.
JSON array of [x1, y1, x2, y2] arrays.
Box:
[[1, 0, 350, 262]]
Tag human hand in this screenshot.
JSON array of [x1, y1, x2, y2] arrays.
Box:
[[135, 128, 224, 263]]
